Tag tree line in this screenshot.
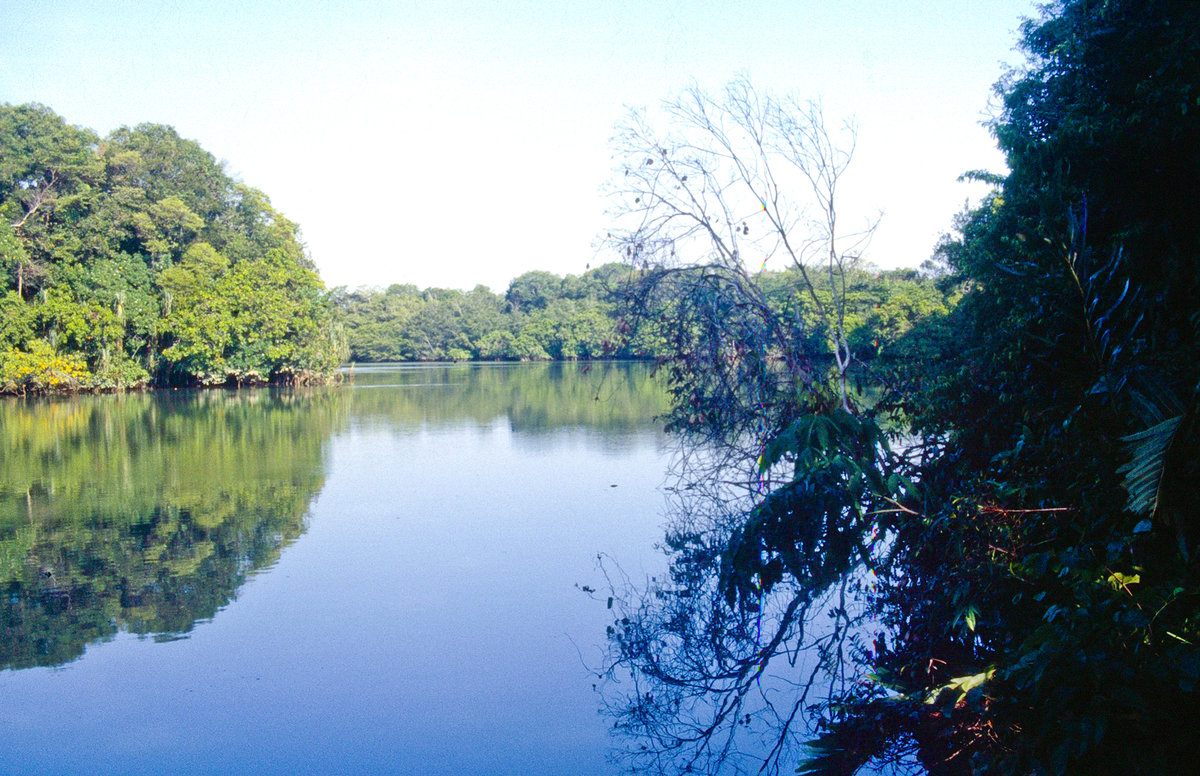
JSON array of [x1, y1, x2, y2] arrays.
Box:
[[0, 99, 956, 395], [0, 104, 346, 395], [333, 263, 953, 364], [0, 94, 952, 397]]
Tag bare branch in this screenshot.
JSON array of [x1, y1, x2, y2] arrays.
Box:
[[599, 79, 891, 775]]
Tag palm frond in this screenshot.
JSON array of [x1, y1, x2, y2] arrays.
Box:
[[1118, 414, 1182, 517], [796, 729, 876, 776]]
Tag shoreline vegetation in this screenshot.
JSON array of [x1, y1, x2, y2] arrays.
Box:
[[594, 3, 1200, 774], [1, 104, 955, 397], [330, 262, 954, 367], [5, 1, 1199, 772], [0, 104, 344, 396]]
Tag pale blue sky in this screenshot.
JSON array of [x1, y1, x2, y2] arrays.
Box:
[[0, 0, 1037, 291]]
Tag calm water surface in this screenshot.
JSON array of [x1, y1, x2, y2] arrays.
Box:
[[0, 362, 671, 775]]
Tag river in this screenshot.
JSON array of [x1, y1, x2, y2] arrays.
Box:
[[0, 362, 672, 775]]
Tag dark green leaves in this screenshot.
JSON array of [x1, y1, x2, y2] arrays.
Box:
[[1118, 414, 1182, 517]]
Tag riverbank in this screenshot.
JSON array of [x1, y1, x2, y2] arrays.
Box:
[[0, 355, 341, 397]]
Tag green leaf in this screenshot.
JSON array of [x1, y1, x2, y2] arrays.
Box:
[[924, 668, 995, 710], [1104, 571, 1140, 591], [1117, 415, 1182, 516]]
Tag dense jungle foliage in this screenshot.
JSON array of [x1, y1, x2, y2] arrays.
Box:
[[0, 105, 346, 394], [873, 2, 1200, 771], [600, 2, 1200, 775], [334, 263, 951, 363]]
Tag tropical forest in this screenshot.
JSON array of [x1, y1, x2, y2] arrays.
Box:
[[1, 1, 1198, 775], [0, 99, 950, 389]]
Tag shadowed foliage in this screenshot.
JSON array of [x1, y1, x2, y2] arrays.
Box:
[[600, 2, 1200, 774]]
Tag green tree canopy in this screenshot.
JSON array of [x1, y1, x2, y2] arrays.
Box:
[[0, 104, 346, 393]]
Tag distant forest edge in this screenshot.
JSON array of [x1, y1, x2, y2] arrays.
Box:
[[332, 263, 954, 364], [1, 103, 955, 395]]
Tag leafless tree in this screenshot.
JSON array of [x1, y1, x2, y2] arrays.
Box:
[[607, 77, 877, 418], [598, 79, 895, 775]]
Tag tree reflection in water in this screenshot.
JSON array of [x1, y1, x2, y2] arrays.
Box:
[[0, 389, 341, 669], [0, 362, 669, 671]]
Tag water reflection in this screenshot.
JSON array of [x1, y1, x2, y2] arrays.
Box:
[[0, 362, 672, 776], [0, 390, 340, 669], [345, 361, 668, 435], [0, 363, 667, 671]]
